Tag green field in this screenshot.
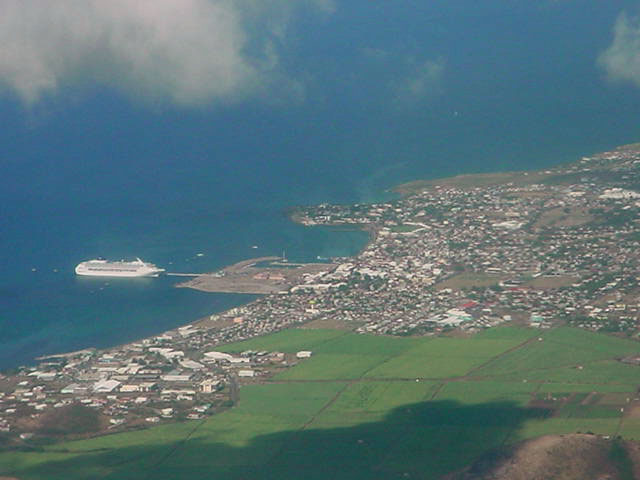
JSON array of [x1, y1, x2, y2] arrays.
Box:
[[365, 337, 523, 379], [434, 380, 536, 406], [3, 325, 640, 479], [216, 328, 348, 353], [476, 327, 640, 376], [275, 353, 390, 380]]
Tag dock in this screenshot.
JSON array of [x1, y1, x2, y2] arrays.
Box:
[[165, 272, 208, 277]]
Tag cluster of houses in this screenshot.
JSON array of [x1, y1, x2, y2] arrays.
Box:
[[292, 144, 640, 335], [2, 144, 640, 441], [0, 328, 310, 438]]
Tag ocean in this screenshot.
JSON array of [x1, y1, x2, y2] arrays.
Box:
[[1, 0, 640, 369]]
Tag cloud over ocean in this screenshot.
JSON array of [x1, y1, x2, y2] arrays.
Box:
[[0, 0, 331, 106]]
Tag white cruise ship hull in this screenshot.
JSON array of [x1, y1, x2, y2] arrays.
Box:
[[75, 258, 165, 278]]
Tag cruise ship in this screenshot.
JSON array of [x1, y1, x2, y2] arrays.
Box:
[[75, 258, 165, 277]]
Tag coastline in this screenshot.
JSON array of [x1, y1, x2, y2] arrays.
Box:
[[11, 140, 637, 367], [4, 140, 640, 442]]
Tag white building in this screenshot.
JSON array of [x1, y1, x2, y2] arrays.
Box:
[[93, 379, 121, 393], [204, 351, 234, 362]]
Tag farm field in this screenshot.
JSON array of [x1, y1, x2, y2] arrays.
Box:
[[215, 328, 347, 353], [2, 325, 640, 479]]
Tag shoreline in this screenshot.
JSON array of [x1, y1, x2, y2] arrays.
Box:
[[3, 139, 640, 441], [11, 141, 634, 368]]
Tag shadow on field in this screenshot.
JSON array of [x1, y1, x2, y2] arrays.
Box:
[[9, 400, 549, 480]]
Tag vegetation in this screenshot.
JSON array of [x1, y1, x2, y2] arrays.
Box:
[[217, 328, 347, 353], [3, 325, 640, 479], [276, 353, 390, 380], [37, 404, 102, 436]]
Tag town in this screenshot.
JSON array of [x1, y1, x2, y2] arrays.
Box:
[[2, 143, 640, 442]]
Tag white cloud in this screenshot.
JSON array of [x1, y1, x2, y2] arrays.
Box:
[[599, 12, 640, 88], [356, 49, 445, 108], [0, 0, 331, 106], [394, 58, 445, 106]]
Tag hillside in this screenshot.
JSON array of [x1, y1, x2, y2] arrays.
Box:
[[450, 434, 639, 480]]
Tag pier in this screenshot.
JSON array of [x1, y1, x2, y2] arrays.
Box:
[[165, 272, 211, 277]]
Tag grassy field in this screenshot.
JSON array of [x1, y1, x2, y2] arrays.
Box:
[[474, 327, 640, 376], [394, 171, 552, 194], [434, 380, 537, 407], [275, 353, 390, 380], [3, 325, 640, 480], [435, 272, 503, 290], [310, 380, 440, 428], [216, 328, 347, 353], [365, 336, 527, 379], [473, 325, 539, 342], [488, 360, 640, 387]]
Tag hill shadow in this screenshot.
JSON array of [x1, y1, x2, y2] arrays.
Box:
[[6, 400, 549, 480]]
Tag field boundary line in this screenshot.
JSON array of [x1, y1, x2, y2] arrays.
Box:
[[144, 417, 209, 479], [429, 382, 445, 401], [499, 382, 545, 448], [47, 418, 210, 476], [358, 353, 401, 379], [615, 409, 627, 437], [372, 381, 446, 473], [300, 381, 353, 431], [475, 358, 637, 381], [263, 380, 352, 468], [303, 330, 354, 352], [465, 336, 539, 376]]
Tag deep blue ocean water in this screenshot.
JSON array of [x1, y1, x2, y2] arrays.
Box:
[[2, 0, 640, 368]]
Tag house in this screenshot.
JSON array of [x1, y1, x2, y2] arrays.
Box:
[[203, 351, 234, 362], [179, 359, 205, 370], [200, 379, 221, 393], [93, 379, 121, 393], [120, 384, 141, 393], [161, 370, 193, 382], [60, 383, 85, 395]]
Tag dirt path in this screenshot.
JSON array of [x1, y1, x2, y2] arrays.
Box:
[[228, 374, 240, 405]]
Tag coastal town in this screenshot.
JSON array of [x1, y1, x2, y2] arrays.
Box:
[[2, 143, 640, 442]]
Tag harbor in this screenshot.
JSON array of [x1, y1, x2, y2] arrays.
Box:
[[174, 256, 338, 294]]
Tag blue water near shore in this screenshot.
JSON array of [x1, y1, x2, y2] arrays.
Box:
[[2, 0, 640, 369]]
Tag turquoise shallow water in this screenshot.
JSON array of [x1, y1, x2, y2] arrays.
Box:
[[1, 0, 640, 369]]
